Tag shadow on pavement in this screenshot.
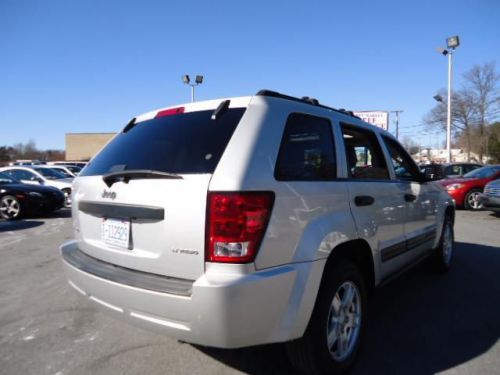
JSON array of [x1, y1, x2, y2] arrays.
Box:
[[194, 343, 297, 375], [194, 241, 500, 375], [0, 220, 44, 232], [31, 207, 72, 219]]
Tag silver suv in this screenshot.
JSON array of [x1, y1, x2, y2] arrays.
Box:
[[60, 90, 455, 374]]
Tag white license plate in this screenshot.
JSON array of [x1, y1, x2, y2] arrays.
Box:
[[101, 218, 130, 249]]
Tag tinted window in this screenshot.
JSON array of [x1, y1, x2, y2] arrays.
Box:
[[53, 168, 73, 178], [463, 166, 500, 179], [81, 108, 246, 176], [66, 166, 82, 174], [0, 172, 18, 184], [341, 125, 389, 180], [6, 169, 36, 181], [444, 165, 462, 176], [33, 167, 66, 180], [421, 164, 444, 180], [382, 136, 421, 180], [275, 113, 336, 181], [463, 164, 481, 174]]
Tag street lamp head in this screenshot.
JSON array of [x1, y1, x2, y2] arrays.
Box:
[[182, 75, 190, 84], [433, 94, 444, 103], [446, 35, 460, 49], [195, 75, 204, 84]]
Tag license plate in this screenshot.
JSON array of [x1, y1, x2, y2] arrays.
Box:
[[101, 218, 130, 249]]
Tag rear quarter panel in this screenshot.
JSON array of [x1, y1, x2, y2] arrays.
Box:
[[210, 96, 358, 269]]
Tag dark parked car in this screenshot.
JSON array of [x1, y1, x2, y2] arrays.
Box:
[[420, 162, 482, 180], [0, 172, 65, 220]]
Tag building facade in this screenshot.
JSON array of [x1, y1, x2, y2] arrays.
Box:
[[65, 133, 116, 161]]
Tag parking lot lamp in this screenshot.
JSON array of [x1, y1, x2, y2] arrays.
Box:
[[182, 74, 204, 102], [437, 35, 460, 163]]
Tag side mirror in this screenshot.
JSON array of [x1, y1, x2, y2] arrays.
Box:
[[418, 173, 433, 183]]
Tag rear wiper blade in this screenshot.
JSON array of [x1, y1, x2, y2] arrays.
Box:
[[102, 169, 183, 187]]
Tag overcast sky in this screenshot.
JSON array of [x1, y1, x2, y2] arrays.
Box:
[[1, 0, 499, 150]]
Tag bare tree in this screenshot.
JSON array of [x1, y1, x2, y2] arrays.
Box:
[[464, 62, 499, 160], [425, 62, 499, 161], [424, 89, 475, 161], [401, 136, 420, 155]]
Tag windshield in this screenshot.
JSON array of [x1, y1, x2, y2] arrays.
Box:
[[54, 168, 73, 178], [463, 166, 500, 179], [65, 165, 81, 174], [0, 172, 18, 184], [81, 108, 246, 177], [33, 167, 67, 180]]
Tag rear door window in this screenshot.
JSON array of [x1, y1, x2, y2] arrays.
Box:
[[81, 108, 246, 176], [341, 125, 389, 180], [275, 113, 336, 180]]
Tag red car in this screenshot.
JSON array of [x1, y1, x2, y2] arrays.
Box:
[[439, 165, 500, 210]]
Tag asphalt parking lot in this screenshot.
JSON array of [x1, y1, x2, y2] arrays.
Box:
[[1, 209, 499, 375]]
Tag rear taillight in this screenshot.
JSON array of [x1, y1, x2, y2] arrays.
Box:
[[206, 192, 275, 263]]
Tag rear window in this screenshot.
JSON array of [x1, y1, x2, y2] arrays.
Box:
[[275, 113, 336, 181], [81, 108, 246, 176]]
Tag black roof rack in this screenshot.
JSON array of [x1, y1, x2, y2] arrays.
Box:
[[256, 90, 360, 119]]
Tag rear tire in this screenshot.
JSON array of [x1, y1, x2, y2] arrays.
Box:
[[0, 195, 22, 220], [430, 215, 454, 273], [464, 189, 482, 210], [286, 259, 367, 375]]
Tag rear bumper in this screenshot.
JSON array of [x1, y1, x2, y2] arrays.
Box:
[[60, 241, 325, 348]]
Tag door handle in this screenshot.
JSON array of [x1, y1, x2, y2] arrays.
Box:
[[355, 195, 375, 206], [405, 194, 417, 202]]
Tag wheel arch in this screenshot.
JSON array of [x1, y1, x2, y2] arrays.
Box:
[[288, 238, 375, 341], [325, 239, 376, 292]]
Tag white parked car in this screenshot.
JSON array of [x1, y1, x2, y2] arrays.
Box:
[[60, 91, 454, 374], [0, 166, 73, 206]]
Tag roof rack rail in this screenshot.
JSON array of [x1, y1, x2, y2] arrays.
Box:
[[256, 89, 360, 119]]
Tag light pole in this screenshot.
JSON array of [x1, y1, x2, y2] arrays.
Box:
[[437, 35, 460, 163], [182, 74, 204, 102]]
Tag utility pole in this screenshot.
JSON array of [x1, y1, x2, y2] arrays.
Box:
[[390, 110, 403, 139]]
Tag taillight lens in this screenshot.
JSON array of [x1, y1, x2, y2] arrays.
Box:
[[155, 107, 185, 118], [206, 192, 275, 263]]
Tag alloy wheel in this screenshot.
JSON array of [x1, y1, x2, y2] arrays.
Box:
[[0, 197, 21, 219], [326, 281, 362, 361], [442, 222, 453, 266], [467, 192, 482, 210]]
